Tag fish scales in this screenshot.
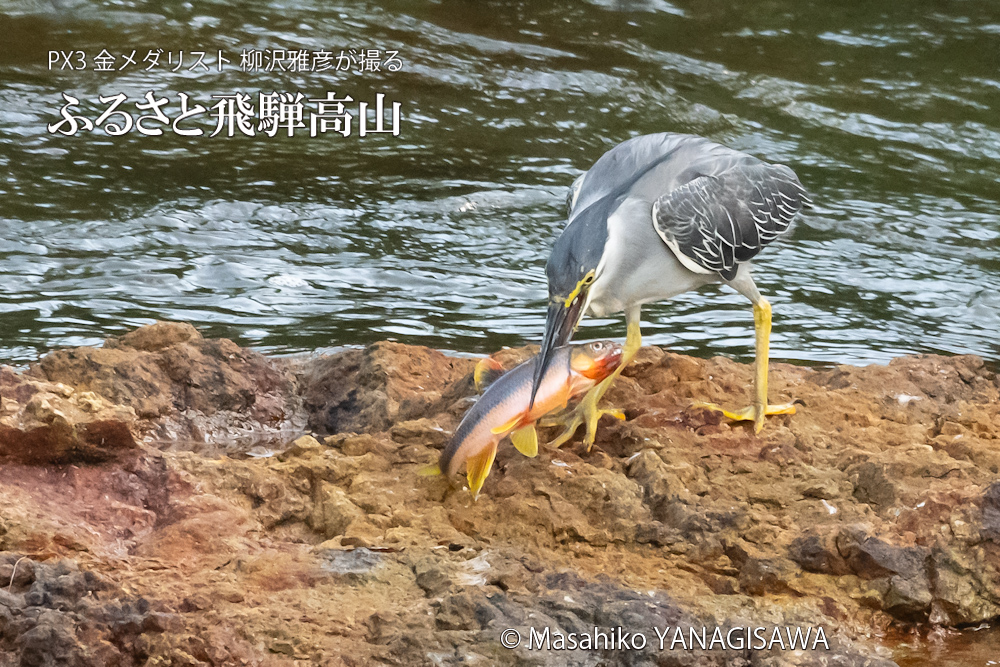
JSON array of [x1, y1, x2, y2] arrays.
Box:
[[441, 347, 573, 477], [433, 341, 622, 499]]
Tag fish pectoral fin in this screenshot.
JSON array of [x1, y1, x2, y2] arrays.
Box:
[[418, 463, 442, 477], [465, 443, 498, 500], [474, 357, 506, 394], [490, 415, 523, 435], [510, 425, 538, 458]]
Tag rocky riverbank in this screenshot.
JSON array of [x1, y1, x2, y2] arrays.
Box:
[[0, 322, 997, 666]]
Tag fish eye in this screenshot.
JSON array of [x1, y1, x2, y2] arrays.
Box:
[[590, 342, 604, 352]]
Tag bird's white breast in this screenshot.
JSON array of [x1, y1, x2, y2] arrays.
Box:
[[586, 198, 719, 318]]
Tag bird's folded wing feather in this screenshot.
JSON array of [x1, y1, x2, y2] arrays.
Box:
[[651, 162, 811, 282], [565, 173, 586, 220]]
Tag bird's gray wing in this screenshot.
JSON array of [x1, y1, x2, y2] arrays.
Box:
[[652, 162, 811, 282]]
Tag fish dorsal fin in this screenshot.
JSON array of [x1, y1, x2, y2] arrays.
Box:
[[474, 357, 506, 393], [490, 415, 523, 435], [510, 425, 538, 458], [465, 443, 498, 500]]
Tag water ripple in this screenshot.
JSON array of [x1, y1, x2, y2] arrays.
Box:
[[0, 0, 997, 370]]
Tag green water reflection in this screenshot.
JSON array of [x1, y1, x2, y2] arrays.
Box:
[[0, 0, 998, 370]]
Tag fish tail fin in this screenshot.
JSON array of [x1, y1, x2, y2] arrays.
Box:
[[510, 425, 538, 458], [474, 357, 506, 393], [466, 443, 498, 500]]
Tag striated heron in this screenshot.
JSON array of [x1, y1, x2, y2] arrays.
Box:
[[530, 132, 812, 446]]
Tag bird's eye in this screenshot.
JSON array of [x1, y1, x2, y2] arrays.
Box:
[[582, 271, 595, 285]]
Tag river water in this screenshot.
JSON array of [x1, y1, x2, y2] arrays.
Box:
[[1, 0, 998, 369], [1, 1, 998, 662]]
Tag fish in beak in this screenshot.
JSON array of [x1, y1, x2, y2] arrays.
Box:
[[426, 339, 622, 499], [530, 290, 586, 410], [570, 340, 623, 381]]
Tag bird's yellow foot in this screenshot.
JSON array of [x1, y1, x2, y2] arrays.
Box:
[[691, 401, 796, 434], [539, 391, 625, 450]]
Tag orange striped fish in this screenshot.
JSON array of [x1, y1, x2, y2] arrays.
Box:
[[427, 341, 622, 499]]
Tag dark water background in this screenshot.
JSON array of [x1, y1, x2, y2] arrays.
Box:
[[1, 0, 999, 370], [1, 2, 999, 663]]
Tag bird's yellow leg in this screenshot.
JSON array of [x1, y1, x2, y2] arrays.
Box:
[[693, 298, 796, 433], [546, 318, 641, 450]]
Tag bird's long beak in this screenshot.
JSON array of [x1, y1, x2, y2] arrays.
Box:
[[530, 293, 585, 409]]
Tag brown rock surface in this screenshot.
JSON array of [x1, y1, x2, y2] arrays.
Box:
[[0, 365, 138, 464], [0, 322, 997, 665], [5, 322, 304, 456]]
